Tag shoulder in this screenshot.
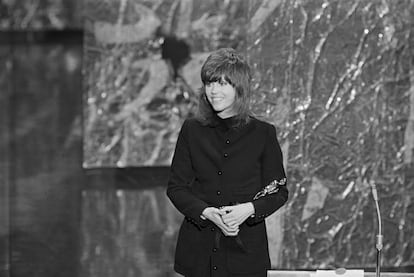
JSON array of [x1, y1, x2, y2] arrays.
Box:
[[182, 117, 203, 128], [180, 117, 207, 134], [248, 116, 276, 132]]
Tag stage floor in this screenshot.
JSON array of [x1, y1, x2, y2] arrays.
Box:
[[267, 271, 414, 277]]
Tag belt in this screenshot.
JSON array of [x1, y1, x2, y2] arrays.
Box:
[[213, 228, 247, 253]]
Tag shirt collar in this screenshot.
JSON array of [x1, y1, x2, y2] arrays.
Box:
[[215, 114, 243, 132]]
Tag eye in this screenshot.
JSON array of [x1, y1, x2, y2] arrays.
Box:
[[218, 80, 228, 86]]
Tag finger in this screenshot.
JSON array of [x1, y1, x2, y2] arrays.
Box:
[[227, 224, 239, 231], [211, 208, 224, 214], [213, 217, 227, 228], [222, 217, 236, 226], [226, 221, 242, 230], [222, 219, 234, 228], [216, 216, 239, 230], [221, 212, 236, 220], [218, 221, 238, 232], [222, 217, 239, 227], [223, 229, 239, 236], [222, 228, 236, 236], [222, 215, 240, 226], [217, 209, 227, 216], [219, 220, 237, 230], [219, 206, 233, 214]]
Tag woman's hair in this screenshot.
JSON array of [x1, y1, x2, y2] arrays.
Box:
[[195, 48, 252, 126]]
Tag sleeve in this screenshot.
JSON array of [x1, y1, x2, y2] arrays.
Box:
[[166, 119, 209, 227], [246, 124, 288, 225]]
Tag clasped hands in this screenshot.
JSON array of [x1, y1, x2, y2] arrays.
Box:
[[201, 202, 255, 236]]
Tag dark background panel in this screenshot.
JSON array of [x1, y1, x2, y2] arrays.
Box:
[[0, 43, 11, 277], [3, 31, 83, 277]]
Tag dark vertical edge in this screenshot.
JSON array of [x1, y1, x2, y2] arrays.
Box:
[[75, 36, 84, 277], [8, 31, 17, 277], [0, 33, 12, 277]]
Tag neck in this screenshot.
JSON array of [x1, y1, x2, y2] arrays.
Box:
[[217, 111, 237, 119]]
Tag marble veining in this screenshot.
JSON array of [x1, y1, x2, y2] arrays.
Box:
[[81, 0, 414, 273]]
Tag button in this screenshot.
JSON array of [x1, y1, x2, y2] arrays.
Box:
[[212, 248, 217, 252], [216, 190, 221, 195], [213, 266, 218, 270], [210, 227, 215, 232], [218, 171, 222, 175], [223, 153, 228, 158], [226, 139, 230, 144]]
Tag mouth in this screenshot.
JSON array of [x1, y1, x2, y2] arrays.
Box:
[[211, 97, 224, 102]]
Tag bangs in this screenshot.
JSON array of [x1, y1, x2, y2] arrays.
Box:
[[201, 63, 246, 87], [201, 70, 224, 85]]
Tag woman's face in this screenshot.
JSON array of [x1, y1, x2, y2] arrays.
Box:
[[205, 76, 237, 118]]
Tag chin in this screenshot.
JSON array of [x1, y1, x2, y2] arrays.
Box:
[[212, 106, 224, 112]]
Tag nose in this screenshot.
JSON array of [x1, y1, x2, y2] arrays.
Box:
[[209, 83, 219, 93]]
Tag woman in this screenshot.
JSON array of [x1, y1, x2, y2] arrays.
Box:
[[167, 48, 288, 277]]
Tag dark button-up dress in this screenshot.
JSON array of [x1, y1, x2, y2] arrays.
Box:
[[167, 115, 288, 277]]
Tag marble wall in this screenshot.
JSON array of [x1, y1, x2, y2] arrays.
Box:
[[0, 0, 82, 29], [81, 184, 181, 276], [82, 0, 414, 273]]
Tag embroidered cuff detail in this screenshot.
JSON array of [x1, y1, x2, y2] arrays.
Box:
[[253, 178, 287, 200]]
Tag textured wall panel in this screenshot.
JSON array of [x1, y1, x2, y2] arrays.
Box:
[[82, 0, 414, 272], [7, 37, 83, 277], [0, 0, 83, 30], [81, 188, 182, 277]]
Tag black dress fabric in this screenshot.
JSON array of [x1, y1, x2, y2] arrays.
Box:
[[167, 115, 288, 277]]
